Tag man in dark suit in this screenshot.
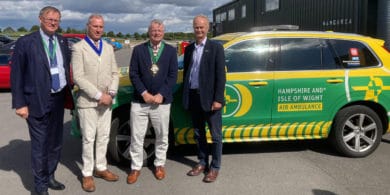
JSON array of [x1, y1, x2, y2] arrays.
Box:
[[127, 19, 178, 184], [183, 15, 226, 183], [10, 6, 72, 195]]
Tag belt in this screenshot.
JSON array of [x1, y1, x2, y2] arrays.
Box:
[[51, 88, 65, 96], [190, 88, 200, 94]]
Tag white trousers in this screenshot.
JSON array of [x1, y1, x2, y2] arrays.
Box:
[[129, 102, 171, 170], [78, 106, 112, 176]]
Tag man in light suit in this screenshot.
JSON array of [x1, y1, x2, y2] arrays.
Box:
[[72, 14, 119, 192], [10, 6, 73, 195], [183, 15, 226, 183]]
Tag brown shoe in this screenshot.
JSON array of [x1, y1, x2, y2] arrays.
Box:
[[82, 176, 95, 192], [93, 169, 119, 181], [154, 166, 165, 180], [127, 170, 140, 184], [203, 169, 218, 183], [187, 164, 206, 176]]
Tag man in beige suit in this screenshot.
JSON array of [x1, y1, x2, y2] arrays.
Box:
[[72, 14, 119, 192]]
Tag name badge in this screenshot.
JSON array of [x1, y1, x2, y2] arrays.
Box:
[[50, 67, 59, 74]]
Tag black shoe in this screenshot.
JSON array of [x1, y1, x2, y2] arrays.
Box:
[[35, 191, 49, 195], [48, 178, 65, 190]]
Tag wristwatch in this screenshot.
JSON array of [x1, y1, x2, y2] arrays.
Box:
[[108, 92, 116, 99]]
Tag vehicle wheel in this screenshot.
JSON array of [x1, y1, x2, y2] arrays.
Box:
[[330, 105, 383, 157], [108, 112, 156, 166]]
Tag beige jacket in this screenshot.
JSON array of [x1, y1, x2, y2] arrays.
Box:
[[72, 39, 119, 108]]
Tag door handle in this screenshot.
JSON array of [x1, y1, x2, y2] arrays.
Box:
[[249, 81, 268, 86], [326, 79, 344, 84]]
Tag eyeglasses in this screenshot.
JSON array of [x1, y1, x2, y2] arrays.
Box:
[[42, 17, 61, 24]]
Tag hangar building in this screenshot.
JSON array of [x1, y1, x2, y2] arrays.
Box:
[[213, 0, 390, 43]]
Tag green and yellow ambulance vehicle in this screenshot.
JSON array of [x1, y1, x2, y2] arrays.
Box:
[[72, 30, 390, 164]]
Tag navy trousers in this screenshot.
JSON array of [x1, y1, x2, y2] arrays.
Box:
[[189, 89, 223, 170], [26, 90, 65, 192]]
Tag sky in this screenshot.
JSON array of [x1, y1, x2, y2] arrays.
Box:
[[0, 0, 232, 34]]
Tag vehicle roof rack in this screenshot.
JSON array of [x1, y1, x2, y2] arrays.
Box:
[[250, 25, 299, 31]]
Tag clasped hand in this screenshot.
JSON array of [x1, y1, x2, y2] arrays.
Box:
[[142, 92, 163, 104], [98, 93, 113, 106]]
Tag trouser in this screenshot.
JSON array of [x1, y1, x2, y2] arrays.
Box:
[[78, 105, 112, 176], [129, 102, 171, 170], [189, 89, 223, 170], [27, 90, 65, 192]]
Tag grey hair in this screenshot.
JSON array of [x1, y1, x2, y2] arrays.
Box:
[[148, 19, 164, 31], [87, 14, 104, 25], [193, 14, 209, 27], [39, 6, 61, 18]]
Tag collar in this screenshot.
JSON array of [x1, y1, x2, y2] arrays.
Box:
[[195, 37, 207, 47], [87, 36, 100, 44], [39, 28, 56, 41], [149, 41, 162, 48]]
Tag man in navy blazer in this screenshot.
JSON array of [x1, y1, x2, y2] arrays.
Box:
[[127, 19, 178, 184], [183, 15, 226, 183], [10, 6, 72, 195]]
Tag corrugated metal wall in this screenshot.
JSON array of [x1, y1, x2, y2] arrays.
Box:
[[253, 0, 364, 33], [213, 0, 384, 40], [213, 0, 255, 35], [377, 0, 390, 44]]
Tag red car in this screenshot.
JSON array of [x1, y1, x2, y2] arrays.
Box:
[[0, 53, 11, 89], [62, 33, 86, 39], [62, 34, 86, 50]]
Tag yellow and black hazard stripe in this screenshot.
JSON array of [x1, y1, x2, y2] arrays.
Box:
[[174, 121, 332, 145]]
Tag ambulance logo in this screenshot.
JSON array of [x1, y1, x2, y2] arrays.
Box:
[[352, 76, 390, 102], [223, 84, 252, 117]]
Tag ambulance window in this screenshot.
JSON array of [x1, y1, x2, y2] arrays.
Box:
[[278, 38, 322, 70], [321, 40, 341, 69], [225, 39, 269, 72], [328, 40, 379, 68]]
